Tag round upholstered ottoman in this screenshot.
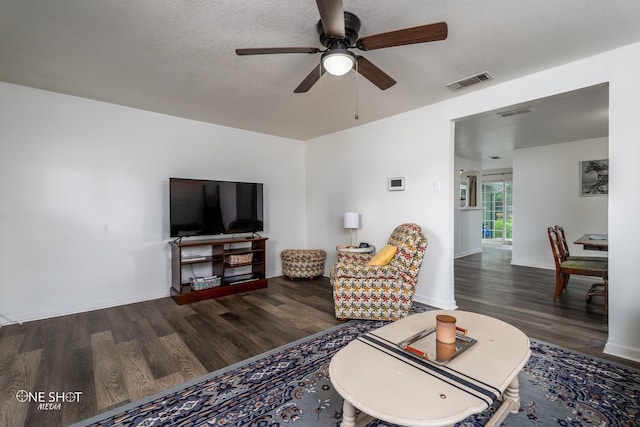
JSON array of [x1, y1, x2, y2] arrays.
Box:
[[281, 249, 326, 280]]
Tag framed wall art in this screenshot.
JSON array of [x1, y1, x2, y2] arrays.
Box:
[[580, 159, 608, 196]]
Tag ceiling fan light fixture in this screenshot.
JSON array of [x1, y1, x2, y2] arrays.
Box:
[[322, 48, 355, 76], [236, 4, 448, 93]]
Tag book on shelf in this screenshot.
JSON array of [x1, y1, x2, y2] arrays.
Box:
[[225, 273, 257, 284], [182, 255, 207, 262]]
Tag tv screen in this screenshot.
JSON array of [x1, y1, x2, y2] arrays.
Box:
[[170, 178, 264, 237]]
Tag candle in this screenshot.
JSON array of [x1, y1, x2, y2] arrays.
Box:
[[436, 340, 457, 362], [436, 314, 457, 344]]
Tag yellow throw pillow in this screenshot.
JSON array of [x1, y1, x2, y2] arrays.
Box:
[[366, 244, 398, 266]]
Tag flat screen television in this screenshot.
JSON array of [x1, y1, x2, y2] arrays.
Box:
[[170, 178, 264, 238]]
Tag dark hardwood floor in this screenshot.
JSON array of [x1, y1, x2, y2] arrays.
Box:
[[0, 278, 339, 427], [0, 246, 636, 427], [454, 244, 635, 368]]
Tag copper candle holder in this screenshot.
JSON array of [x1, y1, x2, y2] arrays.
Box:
[[435, 314, 457, 344]]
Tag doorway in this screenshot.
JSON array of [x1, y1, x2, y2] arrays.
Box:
[[481, 175, 512, 243]]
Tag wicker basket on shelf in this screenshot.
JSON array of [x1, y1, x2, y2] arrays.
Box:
[[189, 276, 221, 290], [226, 253, 253, 265]]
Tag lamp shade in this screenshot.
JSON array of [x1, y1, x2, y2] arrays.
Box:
[[322, 49, 356, 76], [343, 212, 360, 229]]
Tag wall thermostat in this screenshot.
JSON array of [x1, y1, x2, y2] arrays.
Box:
[[388, 177, 405, 191]]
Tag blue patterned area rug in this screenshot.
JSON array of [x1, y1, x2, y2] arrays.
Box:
[[74, 314, 639, 427]]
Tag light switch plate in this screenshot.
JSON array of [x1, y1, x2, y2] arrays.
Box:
[[388, 177, 405, 191]]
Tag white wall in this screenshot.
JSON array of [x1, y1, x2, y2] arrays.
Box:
[[306, 108, 456, 309], [0, 82, 307, 324], [606, 43, 640, 361], [306, 42, 640, 362], [454, 157, 483, 258], [512, 138, 609, 269]]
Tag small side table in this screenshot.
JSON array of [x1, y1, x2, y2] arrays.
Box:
[[336, 244, 375, 254]]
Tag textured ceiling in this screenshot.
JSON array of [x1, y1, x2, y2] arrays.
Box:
[[1, 1, 639, 143]]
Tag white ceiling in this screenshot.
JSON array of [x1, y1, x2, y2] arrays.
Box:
[[1, 1, 639, 152], [455, 83, 610, 168]]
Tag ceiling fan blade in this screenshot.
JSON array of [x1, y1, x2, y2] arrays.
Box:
[[294, 64, 325, 93], [356, 22, 448, 51], [236, 47, 321, 55], [355, 56, 396, 90], [315, 0, 345, 38]]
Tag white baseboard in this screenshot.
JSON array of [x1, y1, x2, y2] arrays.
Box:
[[604, 340, 640, 364], [510, 258, 554, 270], [454, 248, 483, 259], [0, 291, 170, 326], [2, 273, 291, 327], [413, 294, 457, 310]]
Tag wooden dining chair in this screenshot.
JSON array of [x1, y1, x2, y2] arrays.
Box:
[[547, 227, 608, 309], [554, 225, 607, 262]]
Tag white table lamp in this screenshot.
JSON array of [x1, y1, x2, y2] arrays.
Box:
[[343, 212, 360, 246]]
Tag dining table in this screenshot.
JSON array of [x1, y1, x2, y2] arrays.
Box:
[[573, 233, 608, 251]]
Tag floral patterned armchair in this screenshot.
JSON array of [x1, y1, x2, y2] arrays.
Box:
[[330, 223, 428, 321]]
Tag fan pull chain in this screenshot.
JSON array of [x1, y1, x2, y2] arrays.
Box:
[[354, 59, 359, 120]]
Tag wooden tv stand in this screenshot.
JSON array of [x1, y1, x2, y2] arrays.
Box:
[[170, 237, 268, 304]]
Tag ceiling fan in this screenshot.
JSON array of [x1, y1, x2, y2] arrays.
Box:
[[236, 0, 448, 93]]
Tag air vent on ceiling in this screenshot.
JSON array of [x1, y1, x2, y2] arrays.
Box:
[[497, 106, 535, 118], [446, 72, 493, 90]]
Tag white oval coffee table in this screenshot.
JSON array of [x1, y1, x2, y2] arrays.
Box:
[[329, 310, 531, 427]]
